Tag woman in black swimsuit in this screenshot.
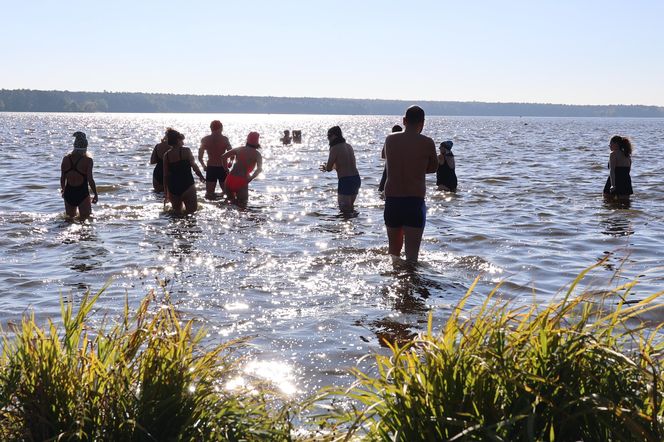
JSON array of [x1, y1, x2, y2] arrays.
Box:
[[162, 128, 205, 215], [59, 132, 98, 219], [603, 135, 633, 199], [150, 129, 171, 192]]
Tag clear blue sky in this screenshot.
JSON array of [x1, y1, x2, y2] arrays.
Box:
[[2, 0, 663, 105]]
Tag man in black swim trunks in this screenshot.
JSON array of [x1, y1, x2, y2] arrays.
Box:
[[319, 126, 361, 213], [383, 106, 438, 263], [199, 120, 232, 199]]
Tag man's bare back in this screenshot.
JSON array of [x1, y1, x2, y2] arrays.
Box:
[[384, 131, 438, 198], [199, 133, 231, 168]]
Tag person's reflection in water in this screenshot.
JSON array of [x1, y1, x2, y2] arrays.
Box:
[[166, 215, 201, 258], [601, 199, 634, 237]]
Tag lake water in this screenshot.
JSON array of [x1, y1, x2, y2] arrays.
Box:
[[1, 112, 663, 394]]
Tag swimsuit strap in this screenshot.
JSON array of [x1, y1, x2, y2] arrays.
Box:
[[66, 155, 87, 177]]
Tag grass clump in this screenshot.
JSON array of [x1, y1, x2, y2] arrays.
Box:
[[331, 267, 664, 441], [0, 285, 292, 441]]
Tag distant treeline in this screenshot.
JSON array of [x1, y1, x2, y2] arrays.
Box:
[[1, 89, 663, 117]]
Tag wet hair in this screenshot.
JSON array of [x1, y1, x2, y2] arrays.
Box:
[[392, 125, 403, 133], [611, 135, 632, 157], [210, 120, 222, 131], [327, 126, 342, 139], [404, 105, 425, 124], [166, 128, 185, 147]]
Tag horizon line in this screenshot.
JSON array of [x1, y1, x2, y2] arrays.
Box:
[[3, 88, 663, 109]]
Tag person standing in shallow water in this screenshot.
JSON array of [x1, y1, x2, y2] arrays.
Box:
[[383, 106, 438, 264], [319, 126, 361, 213], [163, 128, 205, 215], [150, 129, 171, 192], [221, 132, 263, 208], [60, 132, 98, 219], [436, 140, 457, 192], [199, 120, 232, 199], [603, 135, 633, 199], [378, 125, 403, 193]]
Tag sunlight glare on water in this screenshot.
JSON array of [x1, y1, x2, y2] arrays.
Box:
[[0, 112, 663, 393]]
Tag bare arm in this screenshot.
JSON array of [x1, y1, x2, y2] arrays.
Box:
[[609, 152, 616, 189], [248, 152, 263, 183], [381, 144, 386, 160], [221, 148, 237, 172], [188, 149, 205, 182], [87, 158, 98, 204], [163, 150, 171, 200], [320, 147, 337, 172], [60, 158, 67, 195], [425, 141, 439, 174], [150, 146, 159, 164], [198, 139, 207, 170]]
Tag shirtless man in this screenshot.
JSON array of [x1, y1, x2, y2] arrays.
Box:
[[383, 106, 438, 263], [198, 120, 232, 199], [319, 126, 361, 213]]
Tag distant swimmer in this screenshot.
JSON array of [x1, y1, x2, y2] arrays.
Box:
[[378, 125, 403, 193], [319, 126, 361, 213], [281, 130, 292, 145], [603, 135, 633, 199], [60, 132, 98, 219], [383, 106, 438, 264], [436, 140, 457, 192], [221, 132, 263, 207], [292, 130, 302, 143], [150, 129, 171, 192], [199, 120, 232, 199], [163, 128, 205, 215]]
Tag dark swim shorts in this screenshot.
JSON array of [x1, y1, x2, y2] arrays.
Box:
[[206, 166, 227, 183], [338, 175, 361, 195], [384, 197, 426, 228]]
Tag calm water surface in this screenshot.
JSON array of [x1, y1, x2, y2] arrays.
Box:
[[1, 112, 663, 393]]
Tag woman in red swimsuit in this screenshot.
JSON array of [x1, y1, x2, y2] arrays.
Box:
[[221, 132, 263, 207]]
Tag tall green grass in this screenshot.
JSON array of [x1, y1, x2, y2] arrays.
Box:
[[0, 265, 662, 441], [0, 286, 292, 441], [327, 267, 664, 441]]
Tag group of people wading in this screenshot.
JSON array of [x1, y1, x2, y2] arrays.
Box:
[[60, 105, 634, 263]]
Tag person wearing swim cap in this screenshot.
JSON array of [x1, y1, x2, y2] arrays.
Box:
[[436, 140, 457, 192], [383, 106, 438, 264], [319, 126, 361, 214], [60, 131, 98, 219], [221, 132, 263, 207], [199, 120, 232, 199]]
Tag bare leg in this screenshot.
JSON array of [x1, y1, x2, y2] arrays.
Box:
[[403, 226, 424, 264], [205, 181, 216, 198], [78, 197, 92, 220], [182, 185, 198, 213], [236, 186, 249, 208], [338, 194, 353, 213], [386, 226, 404, 257], [170, 195, 184, 215], [64, 201, 77, 218]]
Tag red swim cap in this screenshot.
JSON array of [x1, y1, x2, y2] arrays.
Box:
[[210, 120, 222, 131], [246, 131, 260, 147]]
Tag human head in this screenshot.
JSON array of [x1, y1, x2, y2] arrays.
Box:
[[284, 130, 290, 135], [392, 124, 403, 133], [166, 128, 185, 147], [72, 131, 88, 150], [210, 120, 223, 132], [440, 140, 453, 152], [246, 131, 261, 148], [327, 125, 342, 142], [403, 105, 425, 132], [610, 135, 632, 157]]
